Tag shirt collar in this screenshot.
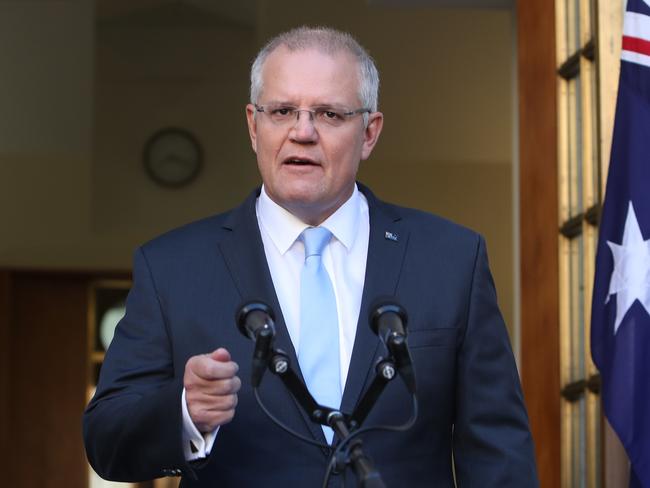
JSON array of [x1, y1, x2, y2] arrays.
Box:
[[257, 185, 361, 255]]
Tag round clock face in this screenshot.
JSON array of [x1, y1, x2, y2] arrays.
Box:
[[143, 128, 202, 187]]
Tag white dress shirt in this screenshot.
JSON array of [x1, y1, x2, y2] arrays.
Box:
[[182, 185, 370, 460]]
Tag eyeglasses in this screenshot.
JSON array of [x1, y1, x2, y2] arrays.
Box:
[[255, 104, 371, 129]]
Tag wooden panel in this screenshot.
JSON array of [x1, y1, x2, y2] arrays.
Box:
[[0, 271, 10, 481], [598, 0, 624, 188], [7, 272, 89, 488], [604, 418, 629, 487], [517, 0, 562, 486]]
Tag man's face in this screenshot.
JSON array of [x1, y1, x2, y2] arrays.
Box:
[[246, 46, 383, 225]]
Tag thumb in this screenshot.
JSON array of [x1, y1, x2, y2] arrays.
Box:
[[209, 347, 231, 363]]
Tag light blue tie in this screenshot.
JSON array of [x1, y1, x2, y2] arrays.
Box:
[[299, 227, 341, 444]]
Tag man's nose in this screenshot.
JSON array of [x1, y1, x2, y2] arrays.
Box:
[[289, 110, 318, 142]]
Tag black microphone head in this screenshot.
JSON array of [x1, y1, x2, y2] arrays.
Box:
[[369, 297, 408, 336], [236, 300, 275, 340]]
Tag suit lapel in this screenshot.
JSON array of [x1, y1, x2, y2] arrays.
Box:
[[217, 190, 295, 358], [341, 186, 410, 415], [217, 190, 327, 445]]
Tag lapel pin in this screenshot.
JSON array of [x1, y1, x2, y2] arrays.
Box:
[[384, 231, 399, 242]]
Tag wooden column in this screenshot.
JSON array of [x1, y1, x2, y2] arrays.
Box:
[[6, 272, 90, 488], [517, 0, 561, 486], [0, 271, 10, 483]]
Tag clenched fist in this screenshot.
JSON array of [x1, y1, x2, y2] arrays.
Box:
[[184, 348, 241, 433]]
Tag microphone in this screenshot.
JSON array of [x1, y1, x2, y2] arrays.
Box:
[[369, 298, 416, 394], [236, 301, 276, 387]]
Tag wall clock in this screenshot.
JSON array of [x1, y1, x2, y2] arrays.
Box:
[[143, 127, 203, 188]]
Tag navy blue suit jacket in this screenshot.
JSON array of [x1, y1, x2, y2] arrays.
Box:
[[83, 185, 538, 487]]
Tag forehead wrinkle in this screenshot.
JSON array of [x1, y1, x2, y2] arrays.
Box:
[[259, 47, 361, 108]]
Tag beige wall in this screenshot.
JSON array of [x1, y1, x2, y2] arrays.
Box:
[[92, 6, 260, 266], [0, 0, 94, 267], [0, 0, 514, 330]]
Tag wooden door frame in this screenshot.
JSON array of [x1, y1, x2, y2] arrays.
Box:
[[517, 0, 562, 486]]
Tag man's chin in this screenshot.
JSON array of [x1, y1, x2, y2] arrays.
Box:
[[272, 184, 324, 208], [274, 194, 335, 225]]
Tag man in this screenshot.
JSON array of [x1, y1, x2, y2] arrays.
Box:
[[84, 27, 538, 487]]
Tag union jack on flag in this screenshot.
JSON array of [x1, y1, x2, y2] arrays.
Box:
[[622, 0, 650, 67]]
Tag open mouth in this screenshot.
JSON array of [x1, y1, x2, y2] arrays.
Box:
[[284, 157, 318, 166]]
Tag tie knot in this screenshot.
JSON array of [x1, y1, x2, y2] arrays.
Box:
[[302, 227, 332, 258]]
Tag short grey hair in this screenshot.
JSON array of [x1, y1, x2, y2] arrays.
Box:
[[250, 26, 380, 113]]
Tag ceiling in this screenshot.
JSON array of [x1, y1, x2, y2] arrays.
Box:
[[96, 0, 257, 26], [96, 0, 513, 24], [368, 0, 513, 7]]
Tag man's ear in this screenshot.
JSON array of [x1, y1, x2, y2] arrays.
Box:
[[361, 111, 384, 161], [245, 104, 258, 153]]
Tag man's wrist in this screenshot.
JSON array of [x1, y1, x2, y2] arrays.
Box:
[[181, 388, 219, 460]]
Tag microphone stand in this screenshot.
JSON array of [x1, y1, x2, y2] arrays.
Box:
[[264, 349, 407, 488]]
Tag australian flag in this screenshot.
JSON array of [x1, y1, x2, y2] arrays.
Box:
[[591, 0, 650, 486]]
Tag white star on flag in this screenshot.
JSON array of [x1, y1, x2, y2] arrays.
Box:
[[606, 201, 650, 333]]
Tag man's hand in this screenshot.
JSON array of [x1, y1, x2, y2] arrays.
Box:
[[184, 348, 241, 433]]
